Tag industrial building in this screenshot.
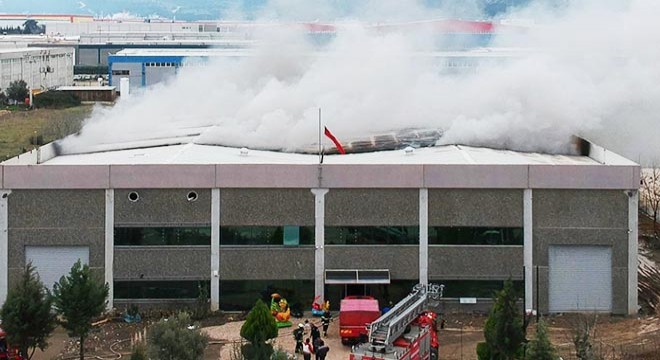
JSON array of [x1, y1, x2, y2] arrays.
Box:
[[0, 137, 639, 315], [0, 47, 74, 91]]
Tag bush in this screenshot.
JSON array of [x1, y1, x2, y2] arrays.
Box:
[[147, 312, 208, 360], [130, 344, 147, 360], [476, 342, 491, 360], [240, 299, 278, 345], [33, 91, 81, 109]]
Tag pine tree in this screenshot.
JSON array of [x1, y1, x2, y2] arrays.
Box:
[[526, 319, 559, 360], [6, 80, 28, 103], [0, 263, 56, 360], [239, 299, 278, 360], [481, 279, 525, 360], [52, 260, 109, 360]]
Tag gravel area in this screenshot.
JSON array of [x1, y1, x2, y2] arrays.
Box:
[[204, 314, 352, 359]]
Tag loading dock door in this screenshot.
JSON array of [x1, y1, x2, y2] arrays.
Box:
[[26, 246, 90, 291], [549, 245, 612, 312]]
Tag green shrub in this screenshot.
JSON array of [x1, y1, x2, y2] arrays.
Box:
[[147, 312, 209, 360], [34, 91, 81, 109], [130, 344, 147, 360]]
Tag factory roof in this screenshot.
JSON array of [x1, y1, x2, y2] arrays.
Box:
[[36, 142, 632, 166]]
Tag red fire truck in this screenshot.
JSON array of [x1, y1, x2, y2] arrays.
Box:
[[339, 296, 381, 344], [0, 327, 22, 360], [349, 284, 444, 360]]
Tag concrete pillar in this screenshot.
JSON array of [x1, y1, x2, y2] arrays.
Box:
[[524, 189, 533, 311], [211, 189, 220, 311], [419, 189, 428, 286], [0, 191, 10, 307], [628, 190, 639, 315], [104, 189, 114, 311], [311, 188, 329, 303]]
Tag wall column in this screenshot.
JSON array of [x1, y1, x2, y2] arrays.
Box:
[[0, 191, 10, 307], [524, 189, 533, 311], [419, 189, 428, 286], [311, 189, 328, 303], [104, 189, 114, 311], [628, 190, 639, 315], [211, 188, 220, 311]]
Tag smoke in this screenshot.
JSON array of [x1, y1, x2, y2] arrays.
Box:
[[59, 0, 660, 164]]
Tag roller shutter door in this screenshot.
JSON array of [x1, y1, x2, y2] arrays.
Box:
[[25, 246, 90, 290], [549, 245, 612, 312]]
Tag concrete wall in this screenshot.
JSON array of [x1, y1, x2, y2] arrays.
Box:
[[114, 247, 210, 280], [325, 246, 419, 279], [429, 189, 523, 227], [114, 189, 211, 226], [7, 190, 105, 288], [220, 189, 315, 226], [428, 246, 523, 280], [219, 247, 315, 280], [325, 189, 419, 226], [533, 190, 629, 314]]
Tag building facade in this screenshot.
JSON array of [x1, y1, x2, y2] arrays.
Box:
[[0, 141, 639, 315], [0, 47, 74, 91]]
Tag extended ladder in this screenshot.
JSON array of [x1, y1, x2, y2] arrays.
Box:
[[367, 283, 443, 350]]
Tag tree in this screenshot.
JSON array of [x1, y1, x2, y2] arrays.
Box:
[[52, 260, 109, 360], [147, 312, 208, 360], [0, 263, 56, 360], [641, 166, 660, 237], [479, 279, 525, 360], [526, 319, 558, 360], [239, 299, 278, 360], [6, 80, 29, 103]]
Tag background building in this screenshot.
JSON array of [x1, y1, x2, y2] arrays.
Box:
[[0, 47, 74, 91], [0, 138, 639, 315]]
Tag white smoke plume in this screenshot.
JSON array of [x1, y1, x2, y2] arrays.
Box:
[[59, 0, 660, 164]]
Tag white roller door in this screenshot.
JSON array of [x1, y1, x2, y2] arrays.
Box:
[[549, 245, 612, 312], [26, 246, 89, 291]]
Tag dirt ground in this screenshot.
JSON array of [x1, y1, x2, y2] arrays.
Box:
[[202, 313, 660, 360]]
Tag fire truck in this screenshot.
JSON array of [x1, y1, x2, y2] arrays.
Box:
[[349, 284, 444, 360], [0, 327, 22, 360]]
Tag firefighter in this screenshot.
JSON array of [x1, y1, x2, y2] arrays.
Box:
[[320, 310, 331, 337], [294, 323, 304, 354]]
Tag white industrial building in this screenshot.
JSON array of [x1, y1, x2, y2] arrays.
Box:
[[0, 47, 74, 92]]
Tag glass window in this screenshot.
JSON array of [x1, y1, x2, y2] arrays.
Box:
[[219, 280, 314, 311], [432, 280, 524, 298], [429, 227, 523, 245], [325, 226, 419, 245], [114, 280, 210, 299], [220, 226, 314, 246], [115, 227, 211, 246]]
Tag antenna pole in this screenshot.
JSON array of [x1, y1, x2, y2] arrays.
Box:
[[318, 108, 322, 164]]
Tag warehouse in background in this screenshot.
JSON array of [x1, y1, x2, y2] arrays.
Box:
[[0, 47, 74, 91]]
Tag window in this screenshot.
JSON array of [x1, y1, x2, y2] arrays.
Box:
[[220, 226, 314, 246], [432, 280, 524, 298], [325, 226, 419, 245], [429, 227, 523, 245], [115, 280, 209, 299], [111, 70, 129, 75], [219, 280, 313, 311], [114, 227, 211, 246]]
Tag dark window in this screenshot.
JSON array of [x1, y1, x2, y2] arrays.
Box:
[[114, 280, 209, 299], [433, 280, 524, 298], [111, 70, 129, 75], [219, 280, 314, 311], [220, 226, 314, 246], [115, 227, 211, 246], [325, 226, 419, 245], [429, 227, 523, 245]]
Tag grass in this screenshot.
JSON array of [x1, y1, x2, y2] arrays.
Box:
[[0, 105, 94, 161]]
